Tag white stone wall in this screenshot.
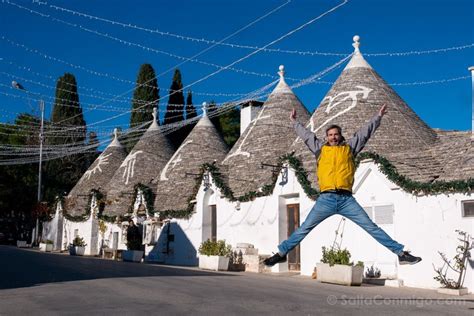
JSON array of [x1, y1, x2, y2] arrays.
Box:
[[42, 203, 63, 251], [47, 160, 473, 293], [151, 161, 473, 293]]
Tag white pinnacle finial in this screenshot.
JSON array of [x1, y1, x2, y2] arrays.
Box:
[[109, 127, 122, 147], [196, 102, 212, 127], [149, 107, 159, 130], [278, 65, 285, 79], [352, 35, 360, 53]]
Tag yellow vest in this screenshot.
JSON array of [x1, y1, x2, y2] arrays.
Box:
[[317, 144, 355, 192]]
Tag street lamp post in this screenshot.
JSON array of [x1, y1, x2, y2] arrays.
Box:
[[12, 81, 45, 246]]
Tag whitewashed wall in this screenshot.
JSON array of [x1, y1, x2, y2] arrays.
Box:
[[150, 160, 473, 293], [297, 160, 474, 292], [46, 160, 473, 293], [42, 203, 63, 251]]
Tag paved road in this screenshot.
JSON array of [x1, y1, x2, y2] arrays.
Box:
[[0, 246, 473, 315]]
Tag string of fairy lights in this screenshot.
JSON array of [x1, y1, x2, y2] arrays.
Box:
[[0, 0, 472, 165], [20, 0, 474, 58]]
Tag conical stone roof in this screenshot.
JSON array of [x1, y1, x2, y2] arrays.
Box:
[[291, 36, 438, 189], [221, 66, 311, 197], [103, 108, 174, 217], [65, 129, 127, 216], [154, 107, 229, 212]]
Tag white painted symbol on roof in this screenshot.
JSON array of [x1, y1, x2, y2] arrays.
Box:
[[120, 150, 143, 185], [223, 107, 270, 163], [292, 85, 372, 145], [81, 152, 112, 182], [160, 140, 193, 181]]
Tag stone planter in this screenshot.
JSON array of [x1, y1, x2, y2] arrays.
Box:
[[16, 240, 28, 248], [123, 250, 144, 262], [74, 246, 85, 256], [437, 287, 469, 296], [199, 255, 230, 271], [316, 263, 364, 286], [39, 243, 53, 252]]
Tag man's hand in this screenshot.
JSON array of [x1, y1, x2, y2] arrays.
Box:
[[290, 108, 297, 122], [378, 104, 388, 117]]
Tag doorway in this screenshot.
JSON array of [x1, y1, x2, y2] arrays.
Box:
[[287, 203, 300, 271]]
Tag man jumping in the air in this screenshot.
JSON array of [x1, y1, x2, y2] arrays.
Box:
[[264, 105, 422, 267]]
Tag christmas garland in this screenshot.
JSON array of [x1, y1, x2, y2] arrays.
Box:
[[129, 183, 156, 215], [158, 151, 473, 220], [357, 152, 474, 195], [63, 189, 104, 222], [57, 151, 474, 223]]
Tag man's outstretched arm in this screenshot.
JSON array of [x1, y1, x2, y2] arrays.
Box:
[[291, 108, 324, 155], [348, 104, 387, 156]]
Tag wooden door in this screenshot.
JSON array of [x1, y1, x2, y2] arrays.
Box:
[[287, 204, 300, 271], [210, 205, 217, 242]]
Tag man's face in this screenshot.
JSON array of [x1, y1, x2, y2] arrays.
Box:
[[326, 127, 342, 146]]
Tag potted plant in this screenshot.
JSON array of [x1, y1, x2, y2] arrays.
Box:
[[316, 246, 364, 286], [198, 239, 232, 271], [122, 220, 144, 262], [69, 236, 87, 256], [315, 218, 364, 286], [39, 239, 54, 252], [433, 230, 471, 296]]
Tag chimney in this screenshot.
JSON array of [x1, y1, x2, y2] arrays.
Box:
[[469, 66, 474, 141], [240, 100, 263, 135]]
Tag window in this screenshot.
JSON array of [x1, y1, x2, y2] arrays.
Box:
[[363, 205, 394, 225], [462, 200, 474, 217]]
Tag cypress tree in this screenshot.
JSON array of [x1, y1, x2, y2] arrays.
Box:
[[164, 69, 185, 148], [50, 73, 86, 144], [185, 90, 196, 120], [44, 73, 88, 204], [128, 63, 159, 151]]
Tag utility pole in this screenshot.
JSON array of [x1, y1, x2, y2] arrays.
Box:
[[12, 81, 44, 246]]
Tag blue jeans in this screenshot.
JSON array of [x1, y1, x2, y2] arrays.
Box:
[[278, 193, 404, 255]]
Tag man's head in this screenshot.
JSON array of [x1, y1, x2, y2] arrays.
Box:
[[325, 124, 344, 146]]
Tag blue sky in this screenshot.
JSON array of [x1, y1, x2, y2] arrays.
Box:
[[1, 0, 473, 147]]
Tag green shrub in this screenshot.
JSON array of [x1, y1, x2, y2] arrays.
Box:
[[72, 236, 87, 247], [45, 239, 54, 245], [198, 239, 232, 257], [321, 246, 354, 266]]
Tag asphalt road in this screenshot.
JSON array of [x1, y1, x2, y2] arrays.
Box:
[[0, 246, 473, 315]]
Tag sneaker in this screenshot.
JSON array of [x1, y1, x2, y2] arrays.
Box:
[[263, 253, 287, 266], [398, 251, 422, 265]]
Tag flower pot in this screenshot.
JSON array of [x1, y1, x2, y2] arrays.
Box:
[[199, 255, 229, 271], [39, 243, 53, 252], [316, 263, 364, 286], [74, 246, 85, 256], [16, 240, 28, 248], [123, 250, 144, 262], [437, 287, 469, 296]]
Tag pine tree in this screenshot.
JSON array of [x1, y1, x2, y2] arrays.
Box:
[[164, 69, 185, 148], [128, 63, 159, 151]]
